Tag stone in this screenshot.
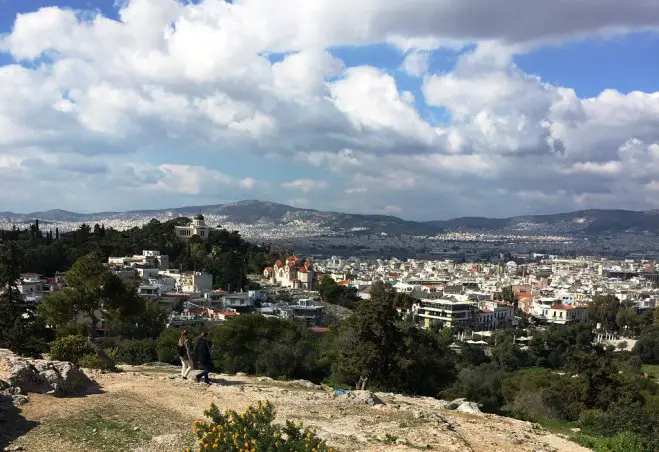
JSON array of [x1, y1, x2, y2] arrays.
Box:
[[433, 399, 454, 410], [11, 395, 29, 406], [447, 398, 467, 410], [0, 348, 95, 396], [351, 390, 385, 406], [570, 427, 581, 433], [456, 402, 482, 414], [236, 372, 247, 377], [290, 379, 322, 390], [395, 437, 409, 445], [257, 376, 273, 382]]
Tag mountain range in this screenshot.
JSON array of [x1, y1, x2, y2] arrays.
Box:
[[1, 200, 659, 236]]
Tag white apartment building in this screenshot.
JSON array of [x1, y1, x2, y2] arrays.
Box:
[[417, 299, 478, 331], [477, 300, 514, 331]]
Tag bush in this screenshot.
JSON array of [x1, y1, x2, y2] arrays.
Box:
[[156, 328, 183, 365], [114, 339, 157, 365], [576, 431, 659, 452], [49, 335, 93, 364], [55, 322, 89, 339], [189, 401, 333, 452], [157, 344, 179, 364], [78, 353, 116, 371]]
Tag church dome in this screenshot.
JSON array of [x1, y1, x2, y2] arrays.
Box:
[[194, 214, 205, 221]]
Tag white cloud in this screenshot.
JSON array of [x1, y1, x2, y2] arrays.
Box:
[[0, 1, 658, 218], [400, 50, 429, 77]]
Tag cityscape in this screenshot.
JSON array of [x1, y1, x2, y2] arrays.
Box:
[[2, 0, 659, 450]]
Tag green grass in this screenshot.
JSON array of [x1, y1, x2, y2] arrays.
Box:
[[642, 364, 659, 379], [39, 391, 194, 451], [537, 418, 579, 436]]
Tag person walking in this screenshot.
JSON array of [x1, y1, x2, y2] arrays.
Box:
[[178, 329, 194, 380], [195, 332, 212, 384]]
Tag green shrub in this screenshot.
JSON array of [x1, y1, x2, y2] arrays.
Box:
[[55, 323, 89, 339], [188, 401, 332, 452], [78, 353, 116, 371], [576, 431, 659, 452], [49, 335, 93, 364], [114, 339, 157, 365], [157, 344, 179, 364], [156, 328, 182, 364]]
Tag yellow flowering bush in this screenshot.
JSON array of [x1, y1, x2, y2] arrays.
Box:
[[187, 400, 332, 452]]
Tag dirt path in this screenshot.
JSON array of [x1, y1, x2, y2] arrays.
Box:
[[5, 365, 590, 452]]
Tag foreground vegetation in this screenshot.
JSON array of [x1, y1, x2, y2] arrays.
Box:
[[189, 401, 332, 452]]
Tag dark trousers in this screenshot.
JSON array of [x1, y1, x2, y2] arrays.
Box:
[[196, 363, 211, 383]]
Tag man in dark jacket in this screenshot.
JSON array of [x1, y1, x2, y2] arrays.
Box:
[[194, 332, 212, 384]]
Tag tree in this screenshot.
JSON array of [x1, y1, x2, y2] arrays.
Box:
[[589, 294, 625, 331], [501, 286, 516, 306], [633, 328, 659, 364], [331, 282, 456, 394], [318, 275, 358, 310], [393, 292, 417, 312], [39, 251, 136, 366], [0, 243, 50, 356]]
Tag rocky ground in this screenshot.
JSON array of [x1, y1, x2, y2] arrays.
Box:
[[0, 352, 590, 452]]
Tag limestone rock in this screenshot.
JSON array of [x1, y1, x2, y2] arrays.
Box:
[[447, 398, 467, 410], [290, 379, 322, 390], [456, 401, 482, 414], [257, 376, 273, 382], [351, 390, 385, 406], [0, 348, 94, 396]]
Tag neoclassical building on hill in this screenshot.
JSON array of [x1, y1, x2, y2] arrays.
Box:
[[175, 214, 212, 242], [263, 256, 316, 290]]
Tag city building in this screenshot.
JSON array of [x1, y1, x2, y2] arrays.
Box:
[[175, 214, 211, 242], [281, 299, 325, 326], [179, 271, 213, 293], [264, 256, 317, 289], [416, 299, 478, 331], [108, 250, 169, 270]]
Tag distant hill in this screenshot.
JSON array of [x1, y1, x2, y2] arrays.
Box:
[[428, 209, 659, 235], [1, 201, 659, 236]]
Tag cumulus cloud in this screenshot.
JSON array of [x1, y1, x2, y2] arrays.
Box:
[[400, 51, 430, 77], [0, 0, 658, 218]]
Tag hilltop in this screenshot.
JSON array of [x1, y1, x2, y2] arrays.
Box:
[[2, 363, 588, 452]]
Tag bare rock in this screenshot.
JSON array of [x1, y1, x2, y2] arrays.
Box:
[[351, 390, 385, 406], [456, 401, 482, 414], [257, 376, 273, 382], [290, 379, 322, 390], [447, 398, 467, 410], [0, 348, 94, 396], [236, 372, 247, 377]]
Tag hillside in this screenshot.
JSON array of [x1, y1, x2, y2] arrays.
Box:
[[2, 200, 659, 236], [2, 364, 588, 452]]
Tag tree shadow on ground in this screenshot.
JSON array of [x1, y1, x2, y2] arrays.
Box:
[[0, 394, 39, 450]]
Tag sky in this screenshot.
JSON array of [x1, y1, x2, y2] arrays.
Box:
[[0, 0, 658, 220]]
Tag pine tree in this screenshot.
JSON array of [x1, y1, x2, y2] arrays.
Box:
[[0, 243, 49, 356]]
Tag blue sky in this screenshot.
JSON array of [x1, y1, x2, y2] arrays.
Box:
[[0, 0, 658, 219]]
